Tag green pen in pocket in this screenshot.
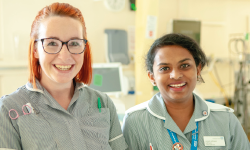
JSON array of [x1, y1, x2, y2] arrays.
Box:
[[97, 97, 101, 112]]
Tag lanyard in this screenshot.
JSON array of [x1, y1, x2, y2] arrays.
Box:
[[166, 121, 199, 150], [190, 122, 199, 150]]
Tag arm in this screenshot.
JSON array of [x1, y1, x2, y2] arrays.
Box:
[[106, 95, 128, 150], [229, 112, 250, 149], [122, 114, 140, 150], [0, 103, 22, 149]]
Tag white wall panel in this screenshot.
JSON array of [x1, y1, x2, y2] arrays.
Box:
[[0, 68, 28, 97]]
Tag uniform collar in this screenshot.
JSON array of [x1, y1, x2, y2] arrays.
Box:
[[147, 92, 209, 121], [26, 79, 85, 94], [147, 92, 209, 136], [193, 93, 209, 122], [25, 79, 44, 94], [26, 79, 85, 111]]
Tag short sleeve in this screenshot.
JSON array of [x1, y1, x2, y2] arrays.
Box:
[[122, 114, 140, 150], [229, 112, 250, 149], [0, 101, 21, 149], [106, 95, 128, 150]]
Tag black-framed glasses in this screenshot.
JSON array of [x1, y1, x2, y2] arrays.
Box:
[[35, 38, 88, 54]]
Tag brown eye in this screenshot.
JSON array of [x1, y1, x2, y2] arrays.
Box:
[[159, 67, 169, 71], [181, 64, 190, 68]]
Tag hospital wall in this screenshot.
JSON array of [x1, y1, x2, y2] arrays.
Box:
[[0, 0, 135, 63], [0, 0, 250, 106], [0, 0, 135, 96], [157, 0, 250, 103], [142, 0, 250, 105]]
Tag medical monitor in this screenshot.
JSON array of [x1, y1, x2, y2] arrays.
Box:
[[168, 19, 201, 44], [89, 63, 124, 96]]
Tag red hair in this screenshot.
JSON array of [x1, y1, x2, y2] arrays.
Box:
[[28, 3, 92, 88]]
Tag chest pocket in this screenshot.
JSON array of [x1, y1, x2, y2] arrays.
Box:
[[79, 108, 111, 150], [17, 113, 57, 150]]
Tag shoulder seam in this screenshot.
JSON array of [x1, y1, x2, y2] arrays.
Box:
[[205, 101, 234, 112], [125, 101, 148, 115]]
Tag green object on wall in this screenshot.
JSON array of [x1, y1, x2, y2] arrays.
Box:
[[245, 33, 249, 40], [93, 74, 103, 86]]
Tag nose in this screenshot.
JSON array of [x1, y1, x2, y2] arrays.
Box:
[[170, 69, 183, 80], [58, 44, 72, 60]]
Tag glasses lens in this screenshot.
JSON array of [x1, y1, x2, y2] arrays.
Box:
[[68, 39, 85, 54], [43, 39, 61, 53]]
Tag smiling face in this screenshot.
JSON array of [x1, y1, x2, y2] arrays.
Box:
[[148, 45, 201, 104], [34, 16, 84, 85]]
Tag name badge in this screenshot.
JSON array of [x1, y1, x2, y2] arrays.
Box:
[[203, 136, 225, 146]]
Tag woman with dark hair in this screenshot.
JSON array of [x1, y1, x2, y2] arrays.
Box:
[[0, 3, 127, 150], [123, 33, 249, 150]]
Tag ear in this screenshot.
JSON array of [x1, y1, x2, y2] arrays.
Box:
[[197, 63, 202, 76], [148, 71, 156, 86], [34, 48, 39, 59]]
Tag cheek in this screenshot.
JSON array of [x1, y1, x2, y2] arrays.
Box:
[[155, 73, 168, 85], [188, 70, 198, 83], [188, 67, 198, 77], [75, 54, 84, 66], [38, 52, 53, 66]]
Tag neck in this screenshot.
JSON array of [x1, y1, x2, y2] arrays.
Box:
[[164, 96, 195, 132], [40, 76, 75, 110]]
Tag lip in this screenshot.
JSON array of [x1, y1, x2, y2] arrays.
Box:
[[169, 81, 186, 85], [168, 82, 187, 92], [53, 64, 74, 73]]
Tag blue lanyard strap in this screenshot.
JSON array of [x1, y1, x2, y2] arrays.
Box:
[[190, 122, 199, 150], [166, 121, 199, 150], [167, 129, 179, 143]]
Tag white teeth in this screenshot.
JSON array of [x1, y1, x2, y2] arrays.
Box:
[[55, 65, 72, 70], [169, 83, 186, 88]]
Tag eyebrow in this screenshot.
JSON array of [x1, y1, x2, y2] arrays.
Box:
[[157, 62, 170, 66], [46, 36, 82, 40], [157, 58, 192, 66], [179, 58, 192, 63]]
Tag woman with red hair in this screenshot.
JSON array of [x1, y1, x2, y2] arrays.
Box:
[[0, 3, 127, 150]]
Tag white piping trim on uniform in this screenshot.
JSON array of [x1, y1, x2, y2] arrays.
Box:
[[195, 105, 210, 122], [195, 100, 234, 122], [0, 148, 17, 150], [211, 109, 233, 111], [126, 95, 234, 122], [125, 100, 166, 121], [108, 134, 123, 142], [205, 101, 234, 112], [25, 83, 44, 94], [77, 84, 85, 89], [147, 103, 166, 120], [125, 101, 148, 114]]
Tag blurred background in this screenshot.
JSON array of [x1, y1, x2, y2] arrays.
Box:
[[0, 0, 250, 140]]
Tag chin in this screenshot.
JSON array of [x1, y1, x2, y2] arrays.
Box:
[[167, 93, 188, 101], [169, 95, 182, 100], [171, 93, 193, 101], [53, 77, 74, 84]]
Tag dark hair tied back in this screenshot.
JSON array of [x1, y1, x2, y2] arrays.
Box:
[[145, 33, 207, 74]]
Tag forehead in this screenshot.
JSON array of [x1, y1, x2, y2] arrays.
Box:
[[38, 16, 83, 40], [154, 45, 194, 63]]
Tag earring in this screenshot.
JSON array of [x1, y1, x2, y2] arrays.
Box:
[[197, 73, 200, 81], [197, 74, 205, 83]]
